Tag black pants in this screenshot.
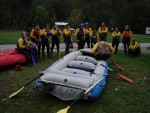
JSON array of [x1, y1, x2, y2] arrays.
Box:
[[128, 47, 141, 56], [64, 38, 71, 55], [91, 38, 97, 48], [112, 38, 120, 54], [77, 38, 85, 50], [99, 34, 107, 41], [50, 38, 60, 56], [17, 47, 34, 64], [84, 34, 90, 48], [41, 38, 49, 58], [123, 37, 130, 54]]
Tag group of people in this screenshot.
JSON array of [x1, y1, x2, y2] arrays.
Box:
[[17, 22, 141, 65], [75, 23, 141, 60], [111, 25, 140, 56], [17, 23, 74, 65]]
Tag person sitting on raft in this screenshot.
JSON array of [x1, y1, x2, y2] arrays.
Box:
[[17, 31, 36, 65], [92, 41, 114, 60], [128, 38, 141, 56]]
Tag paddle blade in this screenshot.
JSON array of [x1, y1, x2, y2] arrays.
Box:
[[57, 106, 70, 113], [9, 87, 24, 98], [117, 73, 133, 83], [114, 62, 125, 71]]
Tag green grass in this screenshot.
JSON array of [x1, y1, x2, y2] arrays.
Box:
[[0, 30, 150, 44], [0, 51, 150, 113]]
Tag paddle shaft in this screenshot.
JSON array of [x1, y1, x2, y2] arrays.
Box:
[[100, 64, 133, 83], [25, 74, 42, 87], [109, 58, 125, 71]]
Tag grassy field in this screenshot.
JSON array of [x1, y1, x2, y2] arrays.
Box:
[[0, 30, 150, 44], [0, 51, 150, 113]]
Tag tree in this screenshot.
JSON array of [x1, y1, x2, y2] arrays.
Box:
[[68, 8, 84, 28], [33, 5, 49, 27]]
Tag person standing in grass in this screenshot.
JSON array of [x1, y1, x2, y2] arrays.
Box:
[[75, 23, 85, 50], [41, 24, 52, 60], [98, 22, 108, 41], [50, 24, 62, 57], [30, 24, 42, 60], [92, 41, 114, 60], [122, 25, 133, 54], [63, 24, 72, 55], [112, 27, 121, 54], [128, 38, 141, 56], [91, 28, 98, 48], [84, 22, 92, 48]]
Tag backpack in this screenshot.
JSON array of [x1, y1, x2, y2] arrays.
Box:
[[77, 28, 84, 40], [95, 41, 111, 60]]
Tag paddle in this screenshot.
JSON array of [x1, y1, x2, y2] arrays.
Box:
[[57, 76, 105, 113], [9, 73, 42, 98], [9, 57, 63, 99], [100, 64, 133, 83], [109, 58, 125, 71]]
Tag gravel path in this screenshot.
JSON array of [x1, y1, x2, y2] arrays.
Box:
[[0, 43, 150, 54]]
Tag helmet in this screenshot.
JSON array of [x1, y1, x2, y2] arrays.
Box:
[[80, 23, 84, 27], [47, 31, 52, 36], [85, 22, 89, 26]]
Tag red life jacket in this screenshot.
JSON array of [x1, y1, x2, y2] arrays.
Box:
[[123, 31, 130, 38], [33, 29, 40, 39]]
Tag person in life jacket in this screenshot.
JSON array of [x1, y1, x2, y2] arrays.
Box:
[[50, 24, 62, 57], [122, 25, 133, 54], [92, 41, 114, 60], [41, 24, 52, 60], [112, 27, 121, 54], [128, 38, 141, 56], [63, 24, 72, 55], [91, 28, 98, 48], [30, 24, 43, 60], [83, 22, 92, 48], [17, 31, 35, 65], [98, 22, 108, 41], [75, 23, 85, 50], [26, 36, 38, 62]]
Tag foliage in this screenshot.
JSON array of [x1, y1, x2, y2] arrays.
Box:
[[33, 6, 49, 27], [0, 0, 150, 33]]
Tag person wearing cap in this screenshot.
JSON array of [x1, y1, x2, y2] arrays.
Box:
[[112, 27, 121, 54], [63, 24, 72, 54], [50, 24, 62, 57], [122, 25, 133, 54], [92, 41, 114, 60], [75, 23, 85, 50], [128, 38, 140, 56], [98, 22, 108, 41], [41, 24, 51, 60], [83, 22, 92, 48]]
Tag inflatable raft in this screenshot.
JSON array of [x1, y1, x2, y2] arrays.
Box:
[[0, 49, 26, 67], [36, 49, 108, 101]]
